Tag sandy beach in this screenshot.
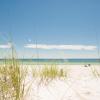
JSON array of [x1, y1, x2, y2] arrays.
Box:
[[22, 64, 100, 100]]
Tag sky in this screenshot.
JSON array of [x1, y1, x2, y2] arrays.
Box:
[[0, 0, 100, 59]]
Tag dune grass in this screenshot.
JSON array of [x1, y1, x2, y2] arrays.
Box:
[[0, 41, 27, 100], [32, 64, 67, 85], [90, 65, 100, 78], [41, 65, 67, 79], [0, 58, 27, 100]]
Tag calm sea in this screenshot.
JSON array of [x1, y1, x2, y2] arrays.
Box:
[[0, 59, 100, 65]]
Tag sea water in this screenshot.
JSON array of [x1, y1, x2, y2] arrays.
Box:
[[0, 59, 100, 65]]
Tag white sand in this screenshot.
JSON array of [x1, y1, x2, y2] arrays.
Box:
[[23, 64, 100, 100]]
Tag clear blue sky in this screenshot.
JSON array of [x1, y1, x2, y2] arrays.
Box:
[[0, 0, 100, 58]]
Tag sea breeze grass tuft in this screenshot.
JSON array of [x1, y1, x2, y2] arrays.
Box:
[[0, 44, 27, 100], [90, 65, 100, 78], [32, 64, 68, 85], [0, 59, 27, 100]]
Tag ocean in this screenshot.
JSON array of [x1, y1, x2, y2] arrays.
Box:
[[0, 59, 100, 65]]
